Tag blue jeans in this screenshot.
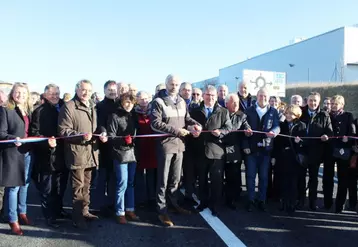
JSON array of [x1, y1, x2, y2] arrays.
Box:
[[114, 161, 136, 216], [7, 152, 32, 223], [246, 152, 270, 202]]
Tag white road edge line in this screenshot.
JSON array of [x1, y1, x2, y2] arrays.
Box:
[[180, 189, 246, 247]]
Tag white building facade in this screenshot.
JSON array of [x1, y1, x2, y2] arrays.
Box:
[[193, 26, 358, 93]]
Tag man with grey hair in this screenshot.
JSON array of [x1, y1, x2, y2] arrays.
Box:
[[30, 83, 70, 228], [222, 93, 252, 210], [237, 80, 255, 111], [151, 74, 201, 226], [179, 82, 192, 106], [58, 79, 108, 229], [290, 95, 303, 106], [190, 85, 232, 216], [117, 82, 129, 97], [243, 87, 280, 212], [217, 84, 228, 107]]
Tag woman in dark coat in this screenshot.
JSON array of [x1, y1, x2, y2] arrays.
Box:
[[0, 83, 33, 235], [326, 95, 356, 213], [107, 93, 139, 224], [133, 91, 157, 207], [274, 104, 307, 213]]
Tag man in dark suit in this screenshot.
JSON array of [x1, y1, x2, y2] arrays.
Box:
[[191, 85, 232, 216], [30, 84, 68, 228], [299, 92, 333, 210]]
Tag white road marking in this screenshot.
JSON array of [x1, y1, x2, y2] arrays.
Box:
[[180, 190, 246, 247]]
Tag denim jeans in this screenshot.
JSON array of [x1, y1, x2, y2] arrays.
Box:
[[114, 161, 136, 216], [7, 152, 32, 223], [245, 152, 270, 202]]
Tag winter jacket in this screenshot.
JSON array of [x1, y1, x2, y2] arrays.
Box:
[[96, 97, 117, 169], [329, 111, 355, 150], [222, 110, 251, 162], [150, 89, 199, 154], [30, 99, 65, 173], [243, 104, 280, 153], [238, 93, 256, 112], [300, 106, 333, 163], [107, 103, 136, 164], [58, 96, 99, 170], [0, 106, 31, 186], [133, 105, 157, 169]]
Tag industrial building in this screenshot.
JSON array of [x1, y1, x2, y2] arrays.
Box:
[[192, 25, 358, 93]]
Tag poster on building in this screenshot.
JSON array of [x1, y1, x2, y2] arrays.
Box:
[[242, 69, 286, 97]]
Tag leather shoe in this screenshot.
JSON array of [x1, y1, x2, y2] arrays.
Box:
[[46, 218, 60, 228], [19, 214, 32, 226], [246, 201, 255, 212], [116, 215, 127, 224], [196, 203, 208, 213], [57, 209, 71, 219], [226, 202, 237, 211], [83, 212, 99, 221], [125, 211, 139, 221], [9, 222, 23, 236], [210, 206, 219, 217], [73, 220, 88, 230], [158, 214, 174, 227], [174, 206, 191, 215]]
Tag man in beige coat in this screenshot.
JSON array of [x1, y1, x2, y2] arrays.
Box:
[[58, 79, 107, 229]]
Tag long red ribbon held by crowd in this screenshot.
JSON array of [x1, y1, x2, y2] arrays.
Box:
[[0, 130, 357, 144]]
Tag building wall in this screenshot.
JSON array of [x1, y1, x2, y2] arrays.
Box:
[[219, 27, 346, 92], [344, 26, 358, 81]]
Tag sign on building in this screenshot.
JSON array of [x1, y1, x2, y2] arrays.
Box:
[[242, 69, 286, 97]]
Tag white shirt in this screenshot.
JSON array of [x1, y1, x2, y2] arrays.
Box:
[[256, 102, 269, 120]]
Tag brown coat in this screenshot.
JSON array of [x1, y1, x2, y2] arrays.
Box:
[[58, 96, 99, 170]]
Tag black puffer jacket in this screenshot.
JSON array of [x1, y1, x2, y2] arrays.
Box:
[[107, 103, 136, 164]]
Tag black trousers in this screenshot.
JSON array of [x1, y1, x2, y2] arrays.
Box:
[[297, 161, 320, 205], [335, 160, 357, 210], [224, 161, 242, 203], [199, 158, 224, 208], [277, 150, 302, 205], [36, 170, 69, 219], [323, 156, 357, 209], [183, 150, 199, 198]]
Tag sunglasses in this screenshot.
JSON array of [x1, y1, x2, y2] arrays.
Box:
[[192, 93, 200, 96]]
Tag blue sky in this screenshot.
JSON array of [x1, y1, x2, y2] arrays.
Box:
[[0, 0, 357, 95]]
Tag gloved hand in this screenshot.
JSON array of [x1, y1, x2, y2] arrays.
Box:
[[124, 135, 132, 145]]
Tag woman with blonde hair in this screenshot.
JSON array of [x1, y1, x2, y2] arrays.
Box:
[[273, 104, 307, 213], [0, 83, 35, 235]]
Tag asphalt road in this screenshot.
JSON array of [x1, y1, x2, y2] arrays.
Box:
[[0, 165, 357, 247]]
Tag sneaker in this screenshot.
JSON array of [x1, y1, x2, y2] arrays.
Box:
[[246, 201, 255, 212], [125, 211, 139, 221], [158, 214, 174, 227], [116, 215, 127, 224]]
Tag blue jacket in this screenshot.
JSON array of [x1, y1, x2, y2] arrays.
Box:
[[243, 104, 280, 153]]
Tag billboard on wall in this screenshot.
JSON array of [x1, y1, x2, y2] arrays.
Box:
[[242, 69, 286, 97]]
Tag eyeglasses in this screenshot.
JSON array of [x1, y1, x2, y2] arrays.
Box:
[[192, 93, 200, 96]]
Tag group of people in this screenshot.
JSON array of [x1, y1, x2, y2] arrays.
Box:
[[0, 75, 357, 236]]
